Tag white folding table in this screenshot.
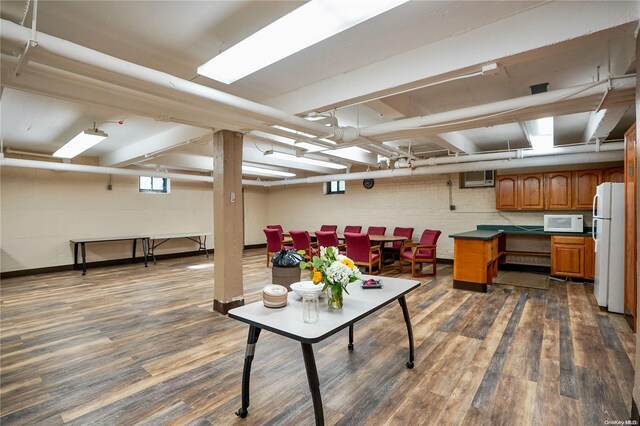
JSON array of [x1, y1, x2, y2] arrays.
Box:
[[228, 276, 420, 425]]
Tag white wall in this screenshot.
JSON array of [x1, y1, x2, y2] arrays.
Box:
[[266, 171, 595, 260], [0, 167, 268, 272]]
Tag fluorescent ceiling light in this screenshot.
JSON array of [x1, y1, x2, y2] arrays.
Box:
[[242, 165, 296, 178], [53, 128, 108, 158], [264, 150, 347, 170], [198, 0, 409, 84], [251, 130, 296, 145], [526, 117, 554, 153]]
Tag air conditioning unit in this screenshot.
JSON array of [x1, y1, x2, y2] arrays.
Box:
[[460, 170, 495, 188]]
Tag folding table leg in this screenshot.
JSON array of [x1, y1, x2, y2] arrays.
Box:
[[398, 295, 415, 369], [236, 325, 262, 419], [142, 238, 148, 267], [73, 243, 79, 270], [301, 343, 324, 426], [132, 239, 137, 264], [81, 243, 87, 276], [348, 324, 354, 351]]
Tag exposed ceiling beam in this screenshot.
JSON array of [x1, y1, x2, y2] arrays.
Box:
[[428, 133, 480, 154], [358, 77, 636, 141], [100, 126, 212, 167], [583, 106, 630, 143], [264, 2, 638, 114]]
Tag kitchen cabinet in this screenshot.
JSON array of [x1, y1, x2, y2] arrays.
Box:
[[495, 175, 518, 210], [551, 236, 585, 278], [545, 171, 572, 210], [624, 123, 636, 331], [519, 174, 544, 209], [572, 169, 601, 209], [584, 236, 595, 280], [603, 167, 624, 183], [451, 231, 504, 293]]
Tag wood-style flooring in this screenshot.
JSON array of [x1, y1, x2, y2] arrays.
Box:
[[1, 249, 635, 425]]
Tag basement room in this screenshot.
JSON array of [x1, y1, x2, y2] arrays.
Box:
[[1, 1, 639, 425]]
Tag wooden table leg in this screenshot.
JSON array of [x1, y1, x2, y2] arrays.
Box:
[[236, 325, 262, 419], [398, 295, 414, 369], [348, 324, 354, 351], [301, 342, 324, 426]]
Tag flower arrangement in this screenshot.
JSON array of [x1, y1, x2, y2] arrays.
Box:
[[299, 246, 361, 309]]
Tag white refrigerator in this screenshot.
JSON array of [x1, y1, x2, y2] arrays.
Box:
[[593, 182, 625, 313]]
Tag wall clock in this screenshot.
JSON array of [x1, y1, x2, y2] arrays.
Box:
[[363, 179, 375, 189]]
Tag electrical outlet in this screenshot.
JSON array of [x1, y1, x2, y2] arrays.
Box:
[[107, 184, 112, 190], [449, 205, 456, 211]]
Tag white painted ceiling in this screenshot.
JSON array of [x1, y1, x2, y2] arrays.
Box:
[[0, 0, 637, 179]]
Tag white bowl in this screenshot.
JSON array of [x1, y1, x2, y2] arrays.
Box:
[[290, 281, 324, 300]]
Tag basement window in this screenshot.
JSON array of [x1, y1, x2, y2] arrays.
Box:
[[139, 176, 170, 194], [325, 180, 345, 195]]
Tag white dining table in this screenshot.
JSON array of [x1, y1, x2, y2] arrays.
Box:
[[228, 275, 420, 425]]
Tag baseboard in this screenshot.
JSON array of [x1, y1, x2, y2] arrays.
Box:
[[498, 263, 551, 274], [1, 250, 210, 279], [244, 243, 267, 250], [437, 257, 453, 265], [213, 298, 244, 315], [632, 397, 639, 424]]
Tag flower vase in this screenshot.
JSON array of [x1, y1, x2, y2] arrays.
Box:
[[326, 285, 343, 310]]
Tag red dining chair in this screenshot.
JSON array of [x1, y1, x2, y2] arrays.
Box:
[[399, 229, 442, 277], [264, 228, 293, 267], [289, 230, 317, 260], [384, 227, 415, 260], [320, 225, 338, 232], [344, 232, 382, 274], [344, 225, 362, 233], [315, 231, 346, 254], [367, 226, 386, 236], [267, 224, 291, 245]]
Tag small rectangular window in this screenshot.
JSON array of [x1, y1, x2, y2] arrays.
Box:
[[326, 180, 345, 195], [139, 176, 170, 194]]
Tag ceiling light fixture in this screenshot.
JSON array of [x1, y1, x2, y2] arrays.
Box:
[[264, 150, 347, 170], [242, 165, 296, 178], [197, 0, 409, 84], [53, 123, 108, 158]]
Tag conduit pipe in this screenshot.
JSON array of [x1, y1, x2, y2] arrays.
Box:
[[359, 77, 636, 138], [0, 157, 269, 186], [405, 142, 623, 167], [262, 151, 623, 187], [0, 20, 332, 138]]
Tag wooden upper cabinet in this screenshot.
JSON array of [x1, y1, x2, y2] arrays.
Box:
[[603, 167, 624, 183], [572, 169, 601, 210], [545, 172, 572, 210], [495, 175, 518, 210], [518, 174, 544, 209]]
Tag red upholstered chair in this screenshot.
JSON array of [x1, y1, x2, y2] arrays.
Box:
[[289, 230, 317, 260], [344, 225, 362, 233], [320, 225, 338, 232], [399, 229, 442, 277], [367, 226, 386, 236], [264, 228, 293, 267], [315, 231, 346, 254], [384, 227, 415, 260], [344, 232, 382, 274], [267, 224, 291, 245]]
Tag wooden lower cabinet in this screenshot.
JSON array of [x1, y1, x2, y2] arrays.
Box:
[[551, 236, 594, 279], [453, 236, 503, 292]]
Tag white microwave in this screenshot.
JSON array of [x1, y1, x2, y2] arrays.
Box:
[[543, 214, 584, 233]]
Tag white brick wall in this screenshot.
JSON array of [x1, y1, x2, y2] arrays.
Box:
[[266, 173, 593, 260]]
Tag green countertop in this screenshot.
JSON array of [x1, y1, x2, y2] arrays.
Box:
[[448, 230, 503, 240], [450, 225, 593, 240], [476, 224, 592, 237]]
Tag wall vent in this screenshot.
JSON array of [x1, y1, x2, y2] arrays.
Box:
[[460, 170, 495, 188]]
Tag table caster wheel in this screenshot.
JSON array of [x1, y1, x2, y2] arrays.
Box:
[[348, 343, 354, 351], [406, 361, 414, 369], [235, 408, 248, 418]]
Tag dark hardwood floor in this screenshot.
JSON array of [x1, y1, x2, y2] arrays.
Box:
[[1, 249, 635, 425]]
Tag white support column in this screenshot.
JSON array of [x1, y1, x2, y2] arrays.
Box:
[[212, 130, 245, 315]]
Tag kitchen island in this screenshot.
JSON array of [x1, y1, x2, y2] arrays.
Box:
[[449, 230, 505, 293]]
